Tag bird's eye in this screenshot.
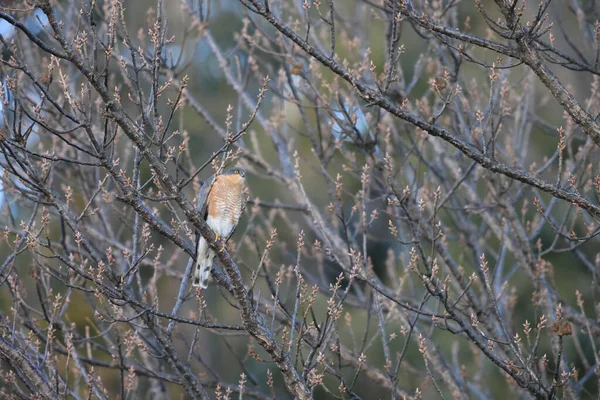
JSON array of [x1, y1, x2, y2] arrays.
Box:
[[234, 170, 239, 174]]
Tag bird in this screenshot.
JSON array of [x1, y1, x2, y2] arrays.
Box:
[[193, 167, 247, 288]]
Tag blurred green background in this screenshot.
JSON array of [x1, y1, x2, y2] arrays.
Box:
[[1, 0, 599, 398]]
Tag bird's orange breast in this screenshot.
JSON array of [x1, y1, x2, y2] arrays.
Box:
[[207, 175, 245, 224]]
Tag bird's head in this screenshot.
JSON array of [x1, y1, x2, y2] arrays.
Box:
[[223, 167, 247, 184]]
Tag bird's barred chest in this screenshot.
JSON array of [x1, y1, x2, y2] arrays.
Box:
[[206, 178, 244, 228]]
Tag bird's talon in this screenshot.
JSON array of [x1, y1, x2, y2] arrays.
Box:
[[214, 234, 226, 252]]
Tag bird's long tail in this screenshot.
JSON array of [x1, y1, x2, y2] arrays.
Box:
[[193, 236, 216, 288]]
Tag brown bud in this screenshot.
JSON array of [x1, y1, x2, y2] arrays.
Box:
[[433, 77, 447, 91], [551, 321, 573, 336], [291, 62, 303, 75], [40, 71, 53, 85]]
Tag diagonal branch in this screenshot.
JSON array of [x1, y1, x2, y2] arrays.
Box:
[[237, 0, 600, 218], [28, 2, 312, 398]]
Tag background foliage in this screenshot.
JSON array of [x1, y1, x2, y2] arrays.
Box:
[[0, 0, 600, 399]]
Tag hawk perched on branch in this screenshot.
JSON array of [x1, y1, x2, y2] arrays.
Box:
[[193, 167, 247, 288]]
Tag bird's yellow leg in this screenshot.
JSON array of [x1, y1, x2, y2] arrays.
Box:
[[214, 234, 226, 253]]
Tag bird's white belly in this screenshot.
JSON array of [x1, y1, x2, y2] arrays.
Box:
[[206, 214, 236, 238]]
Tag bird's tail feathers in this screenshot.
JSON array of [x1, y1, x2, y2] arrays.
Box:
[[193, 250, 215, 288], [193, 237, 216, 288]]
